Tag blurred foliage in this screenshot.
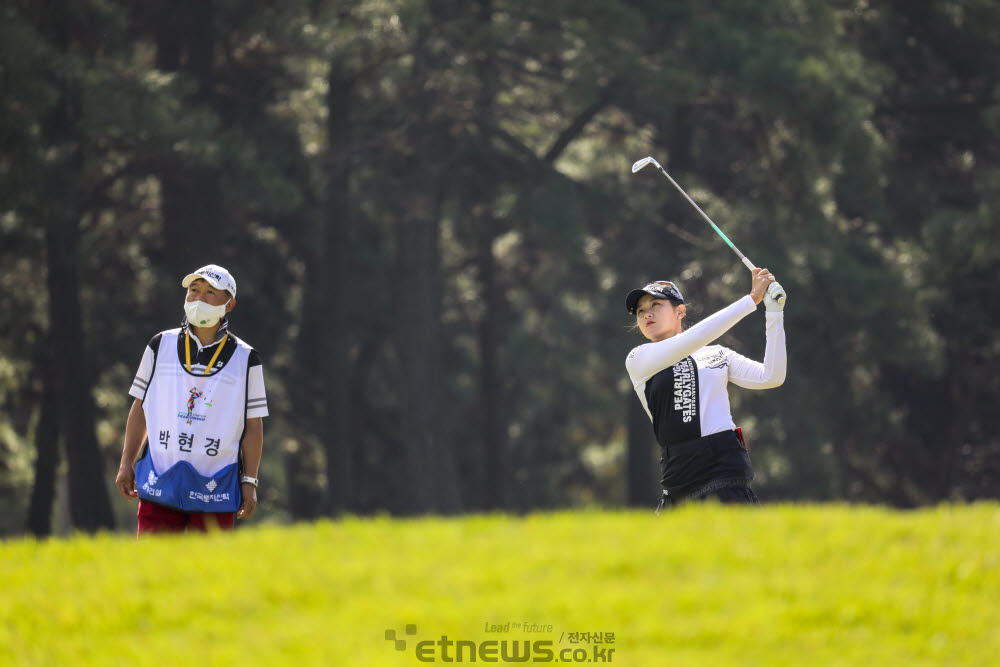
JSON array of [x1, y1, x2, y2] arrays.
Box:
[[1, 0, 999, 533]]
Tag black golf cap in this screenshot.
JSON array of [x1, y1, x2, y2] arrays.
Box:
[[626, 281, 685, 314]]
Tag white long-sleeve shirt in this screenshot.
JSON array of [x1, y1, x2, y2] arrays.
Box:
[[625, 295, 786, 447]]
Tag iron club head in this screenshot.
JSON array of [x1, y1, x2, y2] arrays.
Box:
[[631, 157, 655, 173]]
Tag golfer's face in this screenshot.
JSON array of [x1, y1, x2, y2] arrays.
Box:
[[185, 279, 230, 306], [635, 295, 678, 342]]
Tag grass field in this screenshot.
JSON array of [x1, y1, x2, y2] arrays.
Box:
[[2, 503, 998, 666]]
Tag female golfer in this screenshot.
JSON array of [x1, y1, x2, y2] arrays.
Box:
[[625, 269, 786, 508]]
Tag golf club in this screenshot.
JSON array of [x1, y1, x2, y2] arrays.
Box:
[[631, 156, 785, 305]]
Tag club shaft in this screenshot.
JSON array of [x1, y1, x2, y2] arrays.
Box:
[[651, 162, 756, 271], [636, 157, 785, 305]]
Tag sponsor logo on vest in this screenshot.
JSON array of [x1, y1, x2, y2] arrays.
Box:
[[180, 476, 228, 503], [673, 357, 696, 423], [141, 470, 163, 497], [189, 491, 232, 502], [180, 387, 213, 424]]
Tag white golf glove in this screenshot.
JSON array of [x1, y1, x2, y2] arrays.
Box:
[[764, 281, 786, 311]]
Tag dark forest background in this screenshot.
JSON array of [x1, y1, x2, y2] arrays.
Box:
[[2, 0, 999, 535]]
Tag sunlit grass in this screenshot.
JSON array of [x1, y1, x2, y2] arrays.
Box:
[[2, 504, 998, 665]]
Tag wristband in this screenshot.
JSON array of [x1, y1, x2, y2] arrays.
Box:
[[240, 475, 259, 488]]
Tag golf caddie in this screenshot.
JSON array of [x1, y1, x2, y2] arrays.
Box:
[[115, 264, 267, 535]]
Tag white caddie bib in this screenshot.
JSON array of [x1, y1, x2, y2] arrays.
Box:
[[135, 329, 250, 512]]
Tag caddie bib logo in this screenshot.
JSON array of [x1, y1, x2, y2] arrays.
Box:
[[141, 469, 162, 498], [180, 386, 213, 424]]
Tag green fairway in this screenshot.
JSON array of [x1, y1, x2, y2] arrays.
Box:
[[2, 504, 998, 666]]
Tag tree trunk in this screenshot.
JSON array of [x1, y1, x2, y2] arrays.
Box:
[[283, 437, 324, 519], [151, 0, 224, 318], [472, 0, 505, 510], [396, 183, 461, 513], [37, 0, 114, 533], [289, 226, 335, 519], [477, 233, 505, 509], [319, 61, 357, 514], [626, 394, 658, 507], [26, 356, 60, 536], [45, 211, 115, 533], [391, 16, 463, 514]]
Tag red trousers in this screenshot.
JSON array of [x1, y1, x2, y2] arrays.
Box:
[[137, 500, 235, 536]]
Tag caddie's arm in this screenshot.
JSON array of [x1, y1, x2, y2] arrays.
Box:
[[237, 417, 263, 520], [115, 398, 147, 500]]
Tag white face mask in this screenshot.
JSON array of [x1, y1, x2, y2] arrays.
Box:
[[184, 299, 229, 328]]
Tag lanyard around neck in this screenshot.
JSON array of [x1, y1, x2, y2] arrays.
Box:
[[186, 329, 229, 375]]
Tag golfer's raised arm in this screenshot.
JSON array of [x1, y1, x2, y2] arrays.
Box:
[[727, 313, 787, 389], [626, 295, 757, 385]]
